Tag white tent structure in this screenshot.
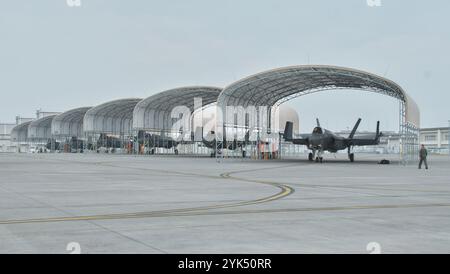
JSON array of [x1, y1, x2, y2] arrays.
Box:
[[217, 65, 420, 162]]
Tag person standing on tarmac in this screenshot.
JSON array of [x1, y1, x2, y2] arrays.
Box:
[[418, 144, 429, 170]]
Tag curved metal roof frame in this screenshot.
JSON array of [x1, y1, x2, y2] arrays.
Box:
[[28, 115, 58, 141], [133, 86, 222, 131], [52, 107, 92, 138], [83, 98, 142, 135], [10, 121, 33, 142], [218, 65, 420, 127]]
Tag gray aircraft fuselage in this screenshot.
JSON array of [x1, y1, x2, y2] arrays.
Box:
[[306, 127, 347, 153]]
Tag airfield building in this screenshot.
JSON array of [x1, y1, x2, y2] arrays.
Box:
[[420, 127, 450, 154]]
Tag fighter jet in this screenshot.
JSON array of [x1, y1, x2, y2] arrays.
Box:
[[194, 127, 250, 157], [283, 118, 382, 162], [137, 130, 179, 155], [46, 138, 60, 151], [96, 133, 122, 149], [47, 137, 84, 152]]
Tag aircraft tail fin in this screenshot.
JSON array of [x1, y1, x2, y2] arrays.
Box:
[[284, 121, 294, 141], [316, 118, 321, 128], [244, 130, 250, 142], [375, 121, 381, 140], [348, 118, 362, 139]]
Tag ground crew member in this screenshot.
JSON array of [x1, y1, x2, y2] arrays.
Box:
[[418, 144, 428, 169]]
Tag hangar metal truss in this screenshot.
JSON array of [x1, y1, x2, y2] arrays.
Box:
[[132, 86, 221, 155], [28, 115, 59, 143], [216, 65, 420, 164], [52, 107, 92, 139], [83, 98, 142, 136], [133, 86, 222, 133], [10, 121, 33, 143]]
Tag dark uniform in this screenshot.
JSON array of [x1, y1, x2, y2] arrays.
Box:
[[419, 146, 428, 169]]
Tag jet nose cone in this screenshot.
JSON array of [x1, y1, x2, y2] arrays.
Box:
[[310, 136, 322, 147]]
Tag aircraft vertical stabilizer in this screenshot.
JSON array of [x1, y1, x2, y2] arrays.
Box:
[[348, 118, 362, 139], [284, 121, 294, 141]]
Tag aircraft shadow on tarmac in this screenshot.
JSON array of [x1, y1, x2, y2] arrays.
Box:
[[276, 156, 399, 165]]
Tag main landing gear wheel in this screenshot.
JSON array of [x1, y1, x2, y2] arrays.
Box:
[[349, 153, 354, 162], [308, 153, 313, 161]]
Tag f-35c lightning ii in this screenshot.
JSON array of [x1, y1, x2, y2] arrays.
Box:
[[283, 118, 382, 162]]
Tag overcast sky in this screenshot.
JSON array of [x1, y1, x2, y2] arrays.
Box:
[[1, 0, 449, 132]]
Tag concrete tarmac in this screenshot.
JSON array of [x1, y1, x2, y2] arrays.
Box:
[[0, 152, 449, 253]]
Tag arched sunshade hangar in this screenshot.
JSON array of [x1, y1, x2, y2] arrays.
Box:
[[28, 115, 59, 142], [11, 121, 33, 143], [52, 107, 92, 138], [83, 98, 142, 136], [10, 121, 33, 152], [133, 86, 222, 133], [217, 65, 420, 163]]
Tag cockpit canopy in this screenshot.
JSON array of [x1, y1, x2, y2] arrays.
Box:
[[313, 127, 323, 134]]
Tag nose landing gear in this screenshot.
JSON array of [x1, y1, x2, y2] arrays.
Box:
[[315, 149, 324, 163], [308, 149, 323, 163]]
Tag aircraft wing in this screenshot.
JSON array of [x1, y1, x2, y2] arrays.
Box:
[[346, 120, 382, 146], [348, 134, 379, 146], [291, 134, 311, 145], [292, 138, 309, 145], [283, 121, 310, 145]]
